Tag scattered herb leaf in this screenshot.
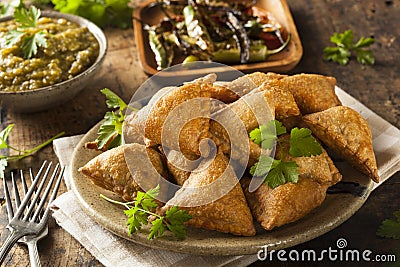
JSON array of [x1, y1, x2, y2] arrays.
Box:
[[100, 185, 192, 240], [377, 211, 400, 240], [96, 89, 138, 150], [250, 157, 298, 189], [101, 88, 127, 111], [249, 120, 286, 149], [289, 127, 322, 157], [0, 124, 64, 179], [4, 6, 48, 59], [249, 121, 322, 188], [324, 29, 375, 65], [165, 206, 192, 239]]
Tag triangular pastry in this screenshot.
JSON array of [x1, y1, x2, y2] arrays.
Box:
[[79, 143, 168, 201], [303, 106, 379, 182], [144, 75, 213, 157], [163, 151, 256, 236], [269, 73, 341, 114], [245, 71, 287, 87], [277, 134, 342, 186], [241, 177, 327, 230]]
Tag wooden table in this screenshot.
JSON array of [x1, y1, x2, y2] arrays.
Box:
[[1, 0, 399, 266]]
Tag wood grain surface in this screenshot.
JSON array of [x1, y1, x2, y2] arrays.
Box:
[[1, 0, 399, 266]]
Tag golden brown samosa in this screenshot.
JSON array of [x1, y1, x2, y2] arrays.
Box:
[[277, 134, 342, 186], [303, 106, 379, 182], [144, 74, 213, 157], [269, 73, 341, 114], [79, 143, 168, 201], [162, 151, 256, 236], [241, 177, 327, 230], [246, 71, 287, 87]]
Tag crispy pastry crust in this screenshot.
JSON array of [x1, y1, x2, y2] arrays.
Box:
[[303, 106, 379, 182], [242, 177, 327, 230], [165, 151, 256, 236], [277, 134, 342, 186], [245, 72, 287, 87], [269, 73, 341, 114], [144, 78, 212, 157], [79, 143, 168, 201]]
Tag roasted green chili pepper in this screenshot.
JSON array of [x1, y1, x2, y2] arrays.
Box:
[[212, 34, 291, 64], [148, 29, 174, 70], [183, 5, 214, 52], [226, 11, 250, 63]]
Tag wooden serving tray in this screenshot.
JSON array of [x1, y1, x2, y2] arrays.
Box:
[[133, 0, 303, 75]]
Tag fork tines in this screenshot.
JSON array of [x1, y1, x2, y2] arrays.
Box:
[[4, 161, 64, 224]]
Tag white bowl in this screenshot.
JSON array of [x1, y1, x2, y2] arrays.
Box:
[[0, 11, 107, 113]]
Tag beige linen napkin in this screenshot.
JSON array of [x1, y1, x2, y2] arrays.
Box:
[[51, 87, 400, 267]]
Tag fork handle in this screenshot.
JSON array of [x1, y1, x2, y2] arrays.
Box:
[[27, 239, 41, 267], [0, 230, 24, 264]]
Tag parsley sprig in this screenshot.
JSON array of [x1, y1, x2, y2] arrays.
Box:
[[100, 185, 192, 240], [5, 6, 48, 59], [0, 124, 64, 179], [377, 210, 400, 240], [96, 88, 138, 150], [323, 29, 375, 65], [249, 120, 322, 189]]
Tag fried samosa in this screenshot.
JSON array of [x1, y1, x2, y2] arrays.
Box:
[[144, 75, 213, 157], [210, 90, 274, 166], [79, 143, 168, 201], [269, 73, 341, 114], [241, 177, 327, 230], [246, 71, 287, 87], [277, 134, 342, 186], [162, 151, 256, 236], [256, 82, 301, 129], [303, 106, 379, 182]]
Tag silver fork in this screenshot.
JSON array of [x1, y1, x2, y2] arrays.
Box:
[[5, 164, 52, 267], [0, 161, 64, 265]]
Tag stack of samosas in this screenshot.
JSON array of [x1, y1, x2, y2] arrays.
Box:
[[79, 72, 379, 236]]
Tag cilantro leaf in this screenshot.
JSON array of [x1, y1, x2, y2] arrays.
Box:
[[101, 88, 127, 111], [97, 111, 124, 150], [324, 29, 374, 65], [249, 120, 286, 149], [96, 89, 132, 150], [21, 31, 47, 59], [14, 5, 40, 28], [249, 155, 274, 177], [124, 207, 148, 234], [264, 160, 299, 189], [249, 127, 262, 145], [149, 217, 165, 239], [250, 156, 298, 189], [377, 211, 400, 240], [280, 161, 299, 184], [289, 128, 322, 157], [4, 6, 48, 59], [0, 124, 14, 149], [356, 49, 374, 65], [165, 206, 192, 239], [4, 30, 25, 47], [354, 36, 375, 48], [101, 185, 191, 240]]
